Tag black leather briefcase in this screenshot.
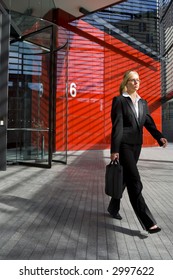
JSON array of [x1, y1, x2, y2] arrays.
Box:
[[105, 160, 123, 199]]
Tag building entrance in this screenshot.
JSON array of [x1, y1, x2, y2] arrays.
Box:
[[7, 16, 68, 168]]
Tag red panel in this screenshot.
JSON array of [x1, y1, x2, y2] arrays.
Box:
[[55, 16, 162, 151]]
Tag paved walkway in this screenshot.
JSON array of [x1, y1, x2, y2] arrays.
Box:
[[0, 144, 173, 260]]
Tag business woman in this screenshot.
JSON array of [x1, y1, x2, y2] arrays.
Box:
[[108, 70, 168, 234]]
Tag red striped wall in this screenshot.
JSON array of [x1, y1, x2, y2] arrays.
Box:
[[54, 14, 162, 151]]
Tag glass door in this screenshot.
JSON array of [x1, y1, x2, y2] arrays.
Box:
[[7, 22, 68, 167]]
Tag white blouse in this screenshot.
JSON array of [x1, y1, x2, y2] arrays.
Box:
[[122, 92, 141, 118]]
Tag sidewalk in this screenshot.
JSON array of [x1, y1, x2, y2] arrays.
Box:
[[0, 144, 173, 260]]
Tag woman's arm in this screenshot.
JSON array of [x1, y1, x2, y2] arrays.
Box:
[[144, 101, 168, 147]]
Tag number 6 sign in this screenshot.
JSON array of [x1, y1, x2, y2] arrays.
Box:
[[70, 82, 77, 97]]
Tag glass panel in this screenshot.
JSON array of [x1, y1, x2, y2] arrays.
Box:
[[7, 129, 49, 163], [52, 45, 68, 163], [7, 33, 52, 167], [2, 0, 55, 19], [9, 10, 67, 50], [83, 0, 159, 56], [160, 0, 173, 141]]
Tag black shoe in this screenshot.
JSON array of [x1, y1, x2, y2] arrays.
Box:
[[148, 227, 161, 234], [112, 213, 122, 220], [108, 209, 122, 220]]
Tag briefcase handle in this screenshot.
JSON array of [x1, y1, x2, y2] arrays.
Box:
[[110, 159, 119, 165]]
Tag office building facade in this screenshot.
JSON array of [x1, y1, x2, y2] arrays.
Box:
[[0, 0, 172, 169]]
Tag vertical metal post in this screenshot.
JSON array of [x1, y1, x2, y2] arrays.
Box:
[[0, 12, 10, 171], [48, 24, 54, 168]]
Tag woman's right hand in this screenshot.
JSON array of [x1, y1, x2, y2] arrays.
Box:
[[111, 153, 119, 161]]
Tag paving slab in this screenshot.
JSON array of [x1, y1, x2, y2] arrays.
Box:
[[0, 145, 173, 260]]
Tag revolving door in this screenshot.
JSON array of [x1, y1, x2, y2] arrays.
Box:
[[7, 21, 68, 168]]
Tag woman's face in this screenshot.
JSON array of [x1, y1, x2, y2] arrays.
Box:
[[126, 72, 140, 93]]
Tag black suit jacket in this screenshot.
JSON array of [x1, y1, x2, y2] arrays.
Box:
[[111, 95, 164, 153]]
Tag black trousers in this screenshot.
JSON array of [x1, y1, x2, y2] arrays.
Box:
[[108, 143, 156, 230]]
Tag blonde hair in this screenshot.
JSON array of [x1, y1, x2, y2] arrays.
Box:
[[119, 70, 139, 94]]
